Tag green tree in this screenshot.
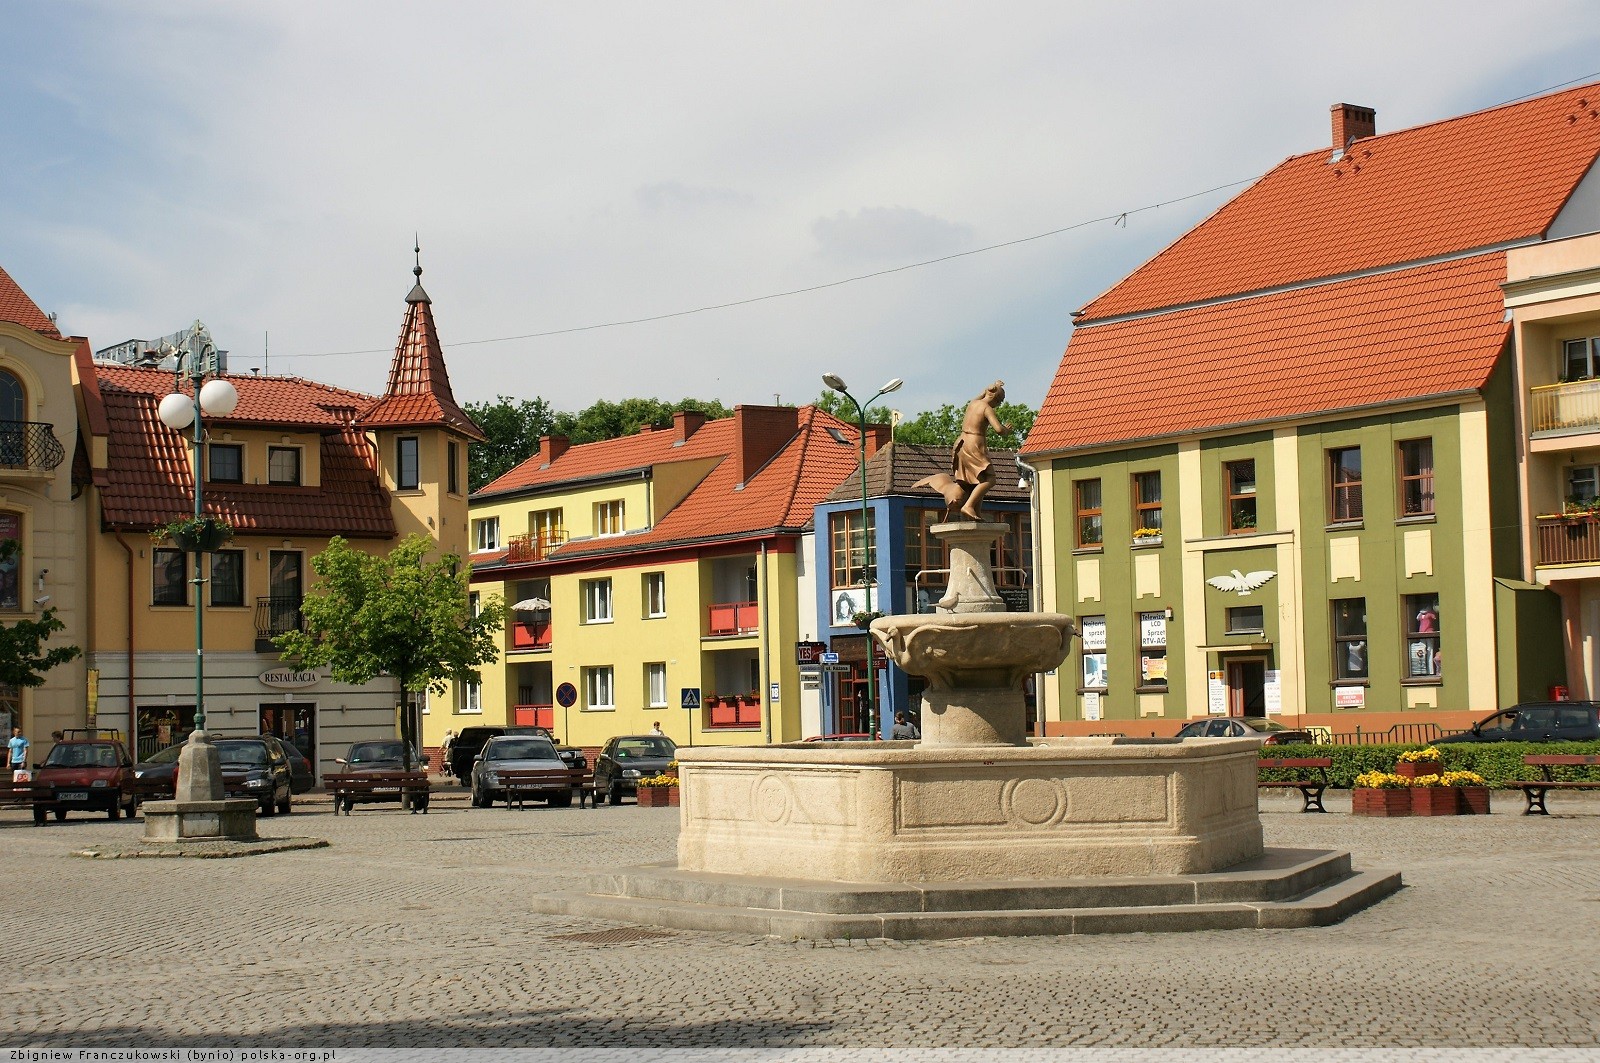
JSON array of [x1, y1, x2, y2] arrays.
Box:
[[274, 535, 505, 771], [552, 397, 732, 444], [463, 394, 557, 493], [0, 541, 79, 690], [893, 401, 1036, 450]]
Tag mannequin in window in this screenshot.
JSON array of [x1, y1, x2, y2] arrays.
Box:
[[1346, 639, 1366, 675], [1415, 604, 1438, 633]]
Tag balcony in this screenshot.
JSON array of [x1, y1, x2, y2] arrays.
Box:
[[512, 704, 554, 729], [506, 530, 568, 564], [255, 596, 305, 651], [1531, 380, 1600, 435], [0, 421, 66, 476], [705, 694, 762, 728], [706, 600, 759, 636], [1536, 513, 1600, 566], [510, 619, 553, 651]]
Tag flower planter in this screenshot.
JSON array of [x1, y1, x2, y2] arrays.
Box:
[[166, 519, 233, 553], [1352, 788, 1412, 817], [1409, 786, 1458, 815], [637, 786, 674, 808], [667, 786, 680, 807], [1394, 761, 1442, 780], [1457, 786, 1491, 815]]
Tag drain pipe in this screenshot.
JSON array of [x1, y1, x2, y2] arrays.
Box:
[[1015, 456, 1045, 738], [760, 542, 773, 744], [114, 531, 137, 738]]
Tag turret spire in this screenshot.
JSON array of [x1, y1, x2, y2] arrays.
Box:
[[406, 236, 431, 305]]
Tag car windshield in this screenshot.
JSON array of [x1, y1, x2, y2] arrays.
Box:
[[349, 742, 409, 764], [614, 738, 675, 759], [143, 744, 186, 765], [218, 743, 269, 767], [1240, 719, 1287, 733], [44, 744, 120, 767], [488, 738, 559, 761]]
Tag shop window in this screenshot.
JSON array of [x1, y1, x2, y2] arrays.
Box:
[[1404, 593, 1441, 679], [0, 511, 20, 609], [209, 444, 243, 483], [1328, 447, 1363, 523], [1333, 598, 1367, 680], [1079, 614, 1107, 689], [1075, 479, 1103, 548], [210, 550, 245, 607], [153, 549, 188, 605], [1138, 610, 1167, 688], [1397, 439, 1434, 517]]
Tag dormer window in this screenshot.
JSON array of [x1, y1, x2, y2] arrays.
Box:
[[1564, 337, 1600, 381], [595, 499, 624, 537], [267, 446, 301, 486], [209, 443, 243, 483]]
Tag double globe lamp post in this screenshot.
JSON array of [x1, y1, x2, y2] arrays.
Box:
[[822, 373, 902, 739]]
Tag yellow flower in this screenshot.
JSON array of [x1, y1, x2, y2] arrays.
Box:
[[1397, 746, 1443, 763]]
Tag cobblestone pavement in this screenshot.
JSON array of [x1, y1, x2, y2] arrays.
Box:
[[2, 788, 1598, 1049]]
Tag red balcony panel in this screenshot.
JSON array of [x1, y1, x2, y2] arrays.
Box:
[[513, 704, 554, 729], [511, 620, 553, 650], [707, 600, 760, 636]]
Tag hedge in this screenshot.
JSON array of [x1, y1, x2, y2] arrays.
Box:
[[1256, 740, 1600, 788]]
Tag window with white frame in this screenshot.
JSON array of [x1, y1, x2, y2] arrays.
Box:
[[643, 572, 666, 617], [459, 681, 482, 714], [474, 517, 500, 552], [581, 578, 613, 623], [584, 666, 615, 710], [595, 499, 624, 536], [646, 662, 667, 707], [1563, 336, 1600, 381]]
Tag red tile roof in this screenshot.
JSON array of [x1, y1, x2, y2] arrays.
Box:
[[1028, 253, 1510, 454], [88, 364, 396, 538], [476, 418, 738, 498], [1078, 84, 1600, 322], [0, 263, 61, 339], [357, 274, 485, 441]]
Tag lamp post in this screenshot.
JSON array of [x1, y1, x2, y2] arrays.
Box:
[[156, 340, 238, 795], [822, 372, 902, 739]]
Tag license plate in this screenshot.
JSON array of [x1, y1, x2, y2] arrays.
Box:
[[58, 791, 89, 802]]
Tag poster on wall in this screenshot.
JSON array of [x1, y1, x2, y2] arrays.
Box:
[[829, 586, 875, 626], [1334, 686, 1366, 709], [0, 512, 18, 610], [1082, 691, 1102, 721], [1263, 669, 1283, 715], [1082, 653, 1108, 689], [1139, 613, 1167, 647], [1207, 670, 1227, 715], [1080, 616, 1107, 651], [1141, 655, 1167, 683]]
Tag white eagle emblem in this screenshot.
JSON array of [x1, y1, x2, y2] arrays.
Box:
[[1206, 569, 1276, 595]]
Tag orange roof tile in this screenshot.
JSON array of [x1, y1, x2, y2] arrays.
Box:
[[476, 419, 738, 498], [1078, 84, 1600, 321], [357, 270, 485, 441], [0, 263, 61, 338], [89, 364, 396, 537], [1027, 253, 1510, 454]]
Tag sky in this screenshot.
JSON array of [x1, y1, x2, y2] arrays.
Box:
[[3, 2, 1599, 421]]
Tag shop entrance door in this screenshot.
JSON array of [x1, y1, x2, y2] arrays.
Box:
[[1226, 659, 1266, 717], [260, 704, 316, 776]]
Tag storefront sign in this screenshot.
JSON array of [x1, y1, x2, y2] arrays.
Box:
[[258, 669, 322, 689], [1334, 685, 1366, 709], [1264, 669, 1283, 715], [1080, 616, 1107, 651], [794, 641, 826, 665], [1207, 670, 1227, 715], [1139, 614, 1167, 647]]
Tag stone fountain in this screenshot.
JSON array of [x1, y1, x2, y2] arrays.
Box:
[[537, 400, 1397, 938]]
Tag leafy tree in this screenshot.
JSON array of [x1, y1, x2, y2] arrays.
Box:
[[463, 394, 557, 493], [552, 397, 732, 444], [275, 535, 505, 771], [894, 401, 1036, 450], [0, 541, 79, 690]]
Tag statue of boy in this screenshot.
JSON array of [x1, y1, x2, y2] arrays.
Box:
[[949, 381, 1012, 519]]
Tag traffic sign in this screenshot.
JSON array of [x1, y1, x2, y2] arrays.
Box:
[[555, 682, 578, 708], [681, 687, 701, 710], [820, 651, 840, 664]]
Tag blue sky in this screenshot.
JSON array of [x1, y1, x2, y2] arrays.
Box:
[[3, 2, 1598, 419]]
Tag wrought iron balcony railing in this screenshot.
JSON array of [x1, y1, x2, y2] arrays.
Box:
[[0, 421, 65, 472], [255, 596, 307, 641]]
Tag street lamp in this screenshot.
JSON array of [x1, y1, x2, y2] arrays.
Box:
[[823, 372, 903, 739], [157, 341, 238, 798]]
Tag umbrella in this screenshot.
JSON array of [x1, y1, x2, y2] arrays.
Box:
[[512, 598, 551, 612]]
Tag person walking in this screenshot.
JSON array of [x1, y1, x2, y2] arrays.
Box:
[[439, 729, 456, 778], [8, 726, 29, 775], [650, 721, 665, 739], [891, 712, 920, 740]]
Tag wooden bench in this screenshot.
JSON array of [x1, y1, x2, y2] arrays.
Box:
[[327, 771, 431, 815], [0, 780, 53, 825], [497, 768, 578, 810], [1257, 757, 1331, 813], [1509, 754, 1600, 815]]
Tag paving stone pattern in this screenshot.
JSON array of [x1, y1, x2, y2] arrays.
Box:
[[2, 789, 1598, 1048]]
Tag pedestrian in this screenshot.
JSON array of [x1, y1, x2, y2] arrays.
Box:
[[8, 726, 29, 775], [440, 729, 456, 778], [891, 712, 920, 740], [50, 730, 63, 743], [650, 721, 665, 738]]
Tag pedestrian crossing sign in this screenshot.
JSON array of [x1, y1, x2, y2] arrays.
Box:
[[681, 687, 701, 710]]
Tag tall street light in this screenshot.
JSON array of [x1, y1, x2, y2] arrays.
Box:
[[822, 372, 902, 739], [156, 341, 238, 799]]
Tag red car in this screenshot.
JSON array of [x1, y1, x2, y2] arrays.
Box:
[[34, 735, 138, 823]]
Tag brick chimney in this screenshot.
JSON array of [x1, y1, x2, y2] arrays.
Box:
[[673, 409, 707, 443], [865, 423, 890, 457], [1331, 103, 1376, 154], [733, 405, 799, 486], [537, 434, 569, 468]]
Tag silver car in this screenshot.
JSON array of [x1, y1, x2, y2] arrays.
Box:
[[471, 735, 574, 808]]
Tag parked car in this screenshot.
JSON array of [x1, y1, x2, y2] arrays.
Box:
[[1435, 701, 1600, 743], [132, 741, 186, 801], [335, 740, 431, 812], [34, 734, 137, 822], [269, 736, 316, 793], [471, 735, 574, 808], [592, 734, 677, 805], [1174, 717, 1314, 745], [216, 738, 293, 816], [449, 725, 586, 784], [803, 733, 877, 742]]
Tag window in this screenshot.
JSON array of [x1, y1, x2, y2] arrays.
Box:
[[1224, 459, 1257, 533], [1132, 472, 1162, 537], [209, 444, 243, 483], [829, 509, 876, 589], [646, 662, 667, 707], [1404, 593, 1441, 679], [595, 499, 624, 536], [267, 446, 301, 486], [1138, 611, 1167, 688], [0, 511, 20, 609], [1570, 466, 1600, 508], [1333, 598, 1368, 680], [473, 517, 500, 552], [644, 572, 667, 617], [1398, 439, 1434, 517], [210, 550, 245, 607], [153, 549, 188, 605], [1075, 479, 1103, 548], [584, 666, 615, 710], [459, 681, 482, 715], [447, 440, 460, 495], [1080, 614, 1107, 689], [397, 436, 420, 490], [531, 507, 564, 542], [1563, 336, 1600, 381], [1225, 606, 1264, 634], [1328, 447, 1363, 523], [581, 578, 613, 623]]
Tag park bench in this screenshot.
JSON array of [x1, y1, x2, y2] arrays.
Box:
[[1257, 757, 1331, 813], [327, 771, 431, 815], [0, 779, 53, 825], [1508, 754, 1600, 815], [498, 768, 578, 809]]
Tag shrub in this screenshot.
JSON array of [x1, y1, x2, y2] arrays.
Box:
[[1258, 740, 1600, 788]]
